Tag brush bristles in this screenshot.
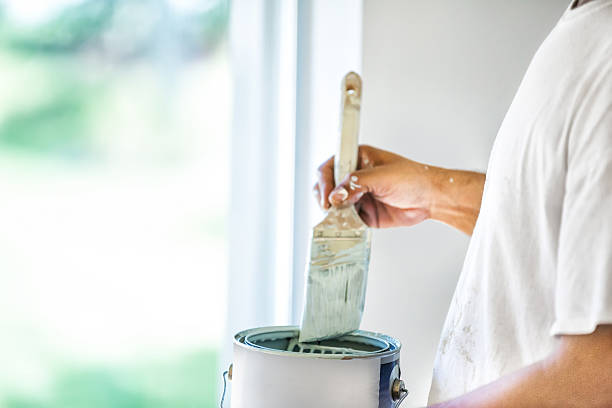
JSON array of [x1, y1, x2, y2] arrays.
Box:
[[299, 240, 370, 343]]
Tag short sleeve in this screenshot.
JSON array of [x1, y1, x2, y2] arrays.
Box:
[[551, 65, 612, 336]]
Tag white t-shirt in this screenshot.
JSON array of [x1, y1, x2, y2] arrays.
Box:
[[429, 1, 612, 404]]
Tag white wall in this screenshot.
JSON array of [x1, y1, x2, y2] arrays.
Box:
[[359, 1, 568, 405]]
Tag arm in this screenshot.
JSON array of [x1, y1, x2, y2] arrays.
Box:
[[428, 167, 485, 235], [314, 145, 485, 235], [430, 325, 612, 408]]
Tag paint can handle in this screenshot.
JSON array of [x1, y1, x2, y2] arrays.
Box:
[[334, 72, 362, 185], [392, 378, 409, 407], [219, 364, 232, 407]]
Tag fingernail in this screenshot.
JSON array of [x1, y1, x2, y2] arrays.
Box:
[[329, 187, 349, 203]]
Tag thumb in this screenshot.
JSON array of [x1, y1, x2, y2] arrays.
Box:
[[328, 168, 378, 206]]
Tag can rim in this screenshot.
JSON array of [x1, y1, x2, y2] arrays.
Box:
[[233, 325, 402, 360]]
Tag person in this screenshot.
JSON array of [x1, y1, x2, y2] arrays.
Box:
[[314, 0, 612, 406]]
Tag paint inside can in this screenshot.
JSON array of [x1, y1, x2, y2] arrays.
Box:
[[235, 326, 399, 358]]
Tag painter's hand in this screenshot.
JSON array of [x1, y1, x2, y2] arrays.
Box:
[[313, 145, 435, 228]]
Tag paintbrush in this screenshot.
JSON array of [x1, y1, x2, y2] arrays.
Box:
[[299, 72, 372, 343]]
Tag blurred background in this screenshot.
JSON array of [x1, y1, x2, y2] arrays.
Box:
[[0, 0, 229, 407], [0, 0, 569, 407]]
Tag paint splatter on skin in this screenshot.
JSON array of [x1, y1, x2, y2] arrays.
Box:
[[349, 175, 362, 191], [424, 165, 429, 170], [449, 177, 454, 183], [361, 152, 374, 168]]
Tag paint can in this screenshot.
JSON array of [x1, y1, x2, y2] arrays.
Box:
[[222, 326, 408, 408]]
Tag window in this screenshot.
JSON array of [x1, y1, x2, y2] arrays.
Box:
[[0, 1, 363, 405], [0, 1, 229, 407]]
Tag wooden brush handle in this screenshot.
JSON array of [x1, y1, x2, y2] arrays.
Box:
[[334, 72, 362, 185]]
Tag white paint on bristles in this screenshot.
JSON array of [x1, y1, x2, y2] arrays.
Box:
[[300, 241, 370, 342], [300, 204, 372, 343]]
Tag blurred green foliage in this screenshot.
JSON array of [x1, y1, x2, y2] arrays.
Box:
[[0, 0, 229, 158], [0, 0, 229, 55], [3, 349, 219, 408], [0, 1, 114, 53], [0, 82, 96, 157]]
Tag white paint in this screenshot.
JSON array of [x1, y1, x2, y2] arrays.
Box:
[[350, 181, 362, 191], [350, 175, 363, 191], [300, 260, 368, 342], [300, 205, 371, 342], [449, 177, 454, 183]]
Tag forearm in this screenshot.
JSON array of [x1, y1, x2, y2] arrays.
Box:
[[430, 326, 612, 408], [428, 168, 485, 235], [429, 359, 552, 408]]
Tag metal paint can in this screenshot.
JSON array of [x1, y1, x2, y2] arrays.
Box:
[[224, 326, 407, 408]]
